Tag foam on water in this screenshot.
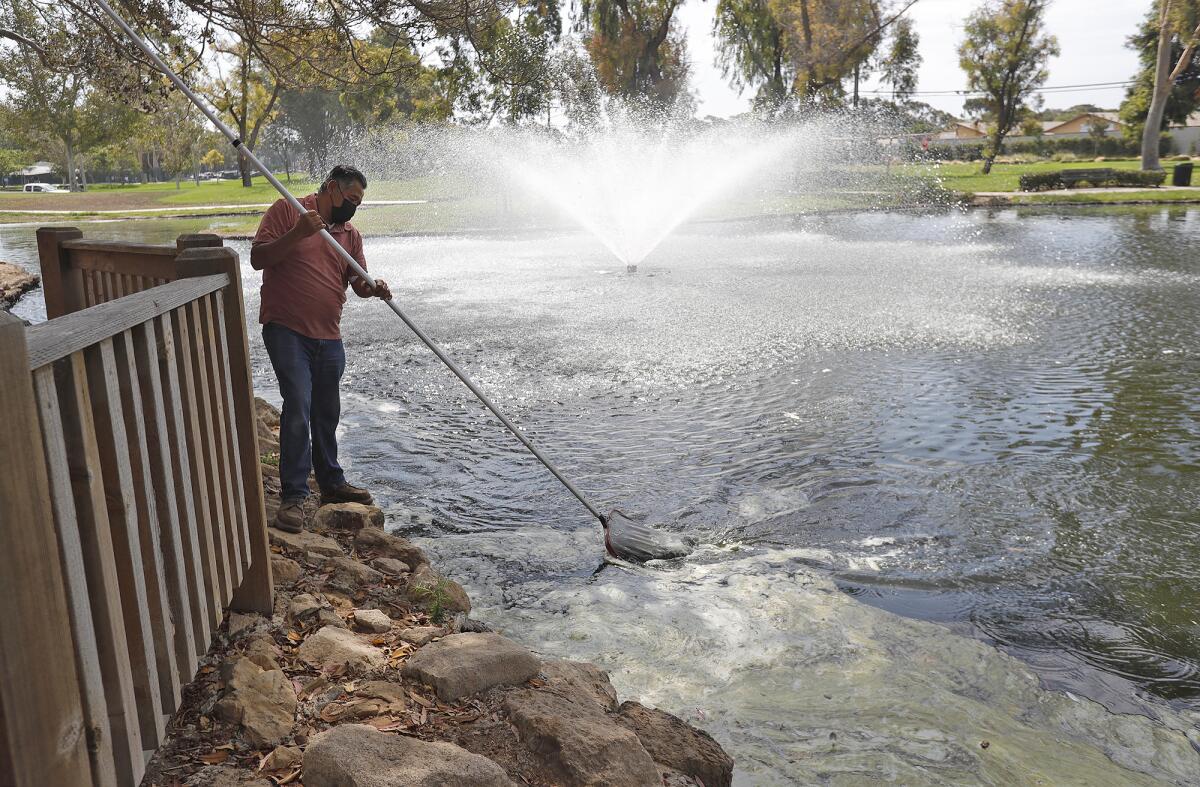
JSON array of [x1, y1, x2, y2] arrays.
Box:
[[422, 531, 1200, 785]]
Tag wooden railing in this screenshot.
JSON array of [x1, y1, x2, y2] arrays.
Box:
[[0, 230, 272, 787]]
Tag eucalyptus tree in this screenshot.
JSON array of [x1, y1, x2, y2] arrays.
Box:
[[714, 0, 918, 114], [1135, 0, 1200, 170], [957, 0, 1059, 174], [578, 0, 691, 109], [879, 14, 920, 100], [1120, 4, 1200, 164]]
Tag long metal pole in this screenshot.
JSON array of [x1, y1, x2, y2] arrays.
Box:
[[92, 0, 607, 524]]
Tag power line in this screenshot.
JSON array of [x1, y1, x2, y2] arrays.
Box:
[[863, 80, 1135, 97]]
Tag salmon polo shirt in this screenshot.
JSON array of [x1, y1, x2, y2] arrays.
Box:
[[252, 193, 368, 340]]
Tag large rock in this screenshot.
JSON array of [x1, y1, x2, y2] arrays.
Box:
[[287, 593, 323, 623], [298, 626, 386, 673], [402, 633, 538, 701], [353, 527, 429, 569], [254, 397, 281, 428], [539, 660, 619, 713], [372, 557, 411, 577], [325, 556, 384, 586], [0, 261, 38, 310], [405, 564, 471, 618], [303, 724, 514, 787], [271, 555, 302, 585], [396, 626, 446, 647], [213, 657, 296, 747], [504, 690, 659, 787], [352, 608, 393, 633], [243, 634, 281, 671], [616, 701, 733, 787], [314, 502, 384, 531], [269, 527, 343, 558]]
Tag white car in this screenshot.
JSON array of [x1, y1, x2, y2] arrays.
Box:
[[23, 182, 67, 193]]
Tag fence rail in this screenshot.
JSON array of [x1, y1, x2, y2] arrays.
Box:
[[0, 230, 272, 787]]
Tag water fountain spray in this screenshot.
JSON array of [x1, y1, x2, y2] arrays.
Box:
[[91, 0, 690, 563]]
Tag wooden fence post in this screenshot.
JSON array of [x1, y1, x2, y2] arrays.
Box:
[[176, 234, 223, 252], [37, 226, 84, 319], [0, 313, 93, 787], [175, 247, 273, 613]]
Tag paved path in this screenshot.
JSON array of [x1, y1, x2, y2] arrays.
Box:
[[0, 199, 427, 216]]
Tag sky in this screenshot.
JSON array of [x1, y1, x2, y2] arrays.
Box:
[[680, 0, 1149, 119]]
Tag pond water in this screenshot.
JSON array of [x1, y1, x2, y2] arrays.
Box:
[[6, 207, 1200, 783]]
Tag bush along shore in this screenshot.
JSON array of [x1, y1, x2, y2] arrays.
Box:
[[141, 399, 733, 787]]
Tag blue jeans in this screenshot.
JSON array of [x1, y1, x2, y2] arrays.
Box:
[[262, 322, 347, 501]]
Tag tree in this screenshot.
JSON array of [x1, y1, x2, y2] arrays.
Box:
[[337, 30, 452, 127], [958, 0, 1059, 174], [879, 15, 920, 100], [1087, 115, 1111, 156], [201, 147, 225, 172], [580, 0, 691, 108], [714, 0, 790, 111], [205, 37, 283, 187], [138, 88, 207, 187], [714, 0, 918, 113], [1128, 1, 1200, 170], [273, 88, 348, 177], [1120, 8, 1200, 150]]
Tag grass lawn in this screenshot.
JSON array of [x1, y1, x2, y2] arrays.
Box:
[[2, 159, 1195, 229], [897, 158, 1157, 194]]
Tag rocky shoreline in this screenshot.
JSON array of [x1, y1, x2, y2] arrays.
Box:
[[141, 399, 733, 787], [0, 260, 38, 311]]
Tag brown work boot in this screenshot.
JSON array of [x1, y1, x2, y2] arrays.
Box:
[[274, 499, 305, 533], [320, 482, 373, 506]]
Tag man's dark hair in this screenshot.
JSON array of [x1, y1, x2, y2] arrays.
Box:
[[321, 164, 367, 192]]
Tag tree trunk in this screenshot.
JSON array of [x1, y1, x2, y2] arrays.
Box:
[[981, 128, 1006, 175], [64, 138, 76, 192], [853, 64, 860, 108], [1142, 12, 1174, 171], [240, 150, 253, 187]]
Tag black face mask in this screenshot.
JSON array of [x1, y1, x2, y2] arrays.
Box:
[[330, 183, 358, 223]]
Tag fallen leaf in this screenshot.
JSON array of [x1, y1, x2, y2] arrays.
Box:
[[409, 692, 433, 709], [196, 750, 228, 765]]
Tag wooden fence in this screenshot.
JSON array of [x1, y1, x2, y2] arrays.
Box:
[[0, 229, 272, 787]]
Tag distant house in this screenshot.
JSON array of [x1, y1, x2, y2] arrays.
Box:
[[936, 122, 987, 141], [1042, 112, 1123, 135], [935, 112, 1125, 145]]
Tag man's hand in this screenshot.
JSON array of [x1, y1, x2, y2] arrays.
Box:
[[352, 276, 392, 300], [370, 278, 392, 301], [293, 209, 325, 239]]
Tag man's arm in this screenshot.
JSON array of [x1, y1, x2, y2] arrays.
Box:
[[250, 209, 325, 270], [346, 233, 392, 300]]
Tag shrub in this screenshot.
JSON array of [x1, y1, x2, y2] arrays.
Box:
[[1020, 169, 1166, 191], [1019, 172, 1065, 191], [1112, 169, 1166, 187]]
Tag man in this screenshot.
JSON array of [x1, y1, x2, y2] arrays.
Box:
[[251, 164, 392, 533]]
